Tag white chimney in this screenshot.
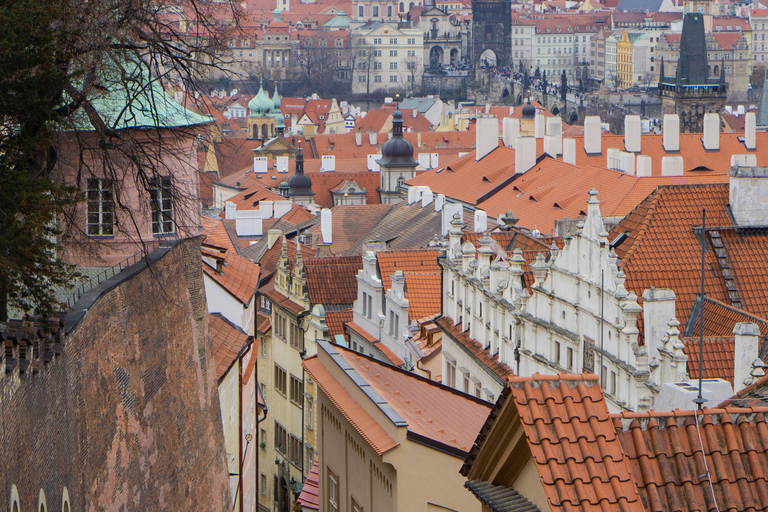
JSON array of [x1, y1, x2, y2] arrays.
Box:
[[636, 155, 652, 177], [584, 116, 602, 154], [745, 112, 756, 150], [734, 322, 761, 391], [273, 200, 292, 219], [235, 210, 262, 237], [475, 117, 499, 161], [737, 105, 746, 115], [322, 154, 336, 171], [703, 113, 720, 150], [661, 156, 684, 176], [276, 156, 289, 174], [320, 208, 333, 244], [534, 113, 546, 139], [515, 137, 537, 174], [412, 109, 417, 118], [729, 166, 768, 226], [260, 201, 274, 219], [253, 156, 268, 173], [725, 105, 733, 114], [418, 153, 431, 168], [408, 186, 421, 204], [619, 152, 635, 175], [421, 188, 434, 208], [624, 115, 641, 153], [369, 132, 377, 145], [502, 118, 521, 148], [543, 136, 559, 158], [485, 103, 491, 114], [435, 194, 445, 212], [563, 138, 577, 165], [225, 201, 237, 220], [367, 154, 381, 172], [731, 154, 758, 167], [442, 203, 463, 236], [606, 147, 621, 170], [355, 130, 362, 146], [474, 209, 487, 232], [663, 114, 680, 152], [545, 117, 562, 156], [417, 131, 422, 148], [431, 153, 439, 168], [642, 288, 676, 358]]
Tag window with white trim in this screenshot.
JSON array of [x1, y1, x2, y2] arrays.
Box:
[[86, 178, 114, 236], [150, 177, 174, 234]]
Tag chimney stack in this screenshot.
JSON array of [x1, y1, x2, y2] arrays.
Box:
[[745, 112, 756, 150], [703, 113, 720, 150], [606, 147, 620, 170], [545, 117, 562, 156], [322, 154, 336, 171], [369, 131, 377, 145], [320, 208, 333, 244], [502, 118, 520, 148], [225, 201, 237, 220], [475, 117, 499, 161], [619, 152, 635, 175], [473, 209, 488, 232], [355, 130, 362, 146], [642, 288, 676, 359], [584, 116, 602, 154], [534, 113, 545, 139], [267, 229, 282, 249], [734, 322, 761, 392], [563, 138, 576, 165], [661, 155, 684, 176], [729, 165, 768, 226], [624, 115, 641, 153], [636, 155, 652, 177], [663, 114, 679, 152], [515, 137, 537, 173]]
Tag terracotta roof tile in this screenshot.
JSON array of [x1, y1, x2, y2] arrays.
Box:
[[507, 374, 644, 512], [263, 285, 306, 315], [334, 344, 493, 453], [687, 297, 768, 338], [256, 312, 271, 334], [436, 316, 514, 382], [325, 309, 352, 342], [303, 355, 399, 455], [209, 313, 251, 381], [296, 456, 319, 511], [202, 246, 260, 305], [376, 249, 442, 320], [304, 256, 362, 305], [309, 204, 393, 256]]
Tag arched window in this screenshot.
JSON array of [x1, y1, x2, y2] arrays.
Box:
[[388, 5, 392, 17], [400, 1, 405, 11], [10, 484, 20, 512]]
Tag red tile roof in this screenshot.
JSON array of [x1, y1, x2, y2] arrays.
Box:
[[491, 374, 644, 512], [263, 284, 306, 315], [325, 309, 353, 342], [303, 355, 399, 455], [210, 313, 251, 381], [303, 256, 362, 305], [436, 316, 514, 382], [376, 249, 442, 321], [296, 456, 319, 511], [687, 297, 768, 338], [202, 246, 260, 305]]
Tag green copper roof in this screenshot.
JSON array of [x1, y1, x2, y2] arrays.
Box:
[[323, 11, 351, 27], [69, 57, 212, 131]]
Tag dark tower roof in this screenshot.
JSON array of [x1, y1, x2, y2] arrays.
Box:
[[521, 101, 536, 118], [288, 148, 315, 196], [676, 13, 709, 86], [378, 108, 418, 167]]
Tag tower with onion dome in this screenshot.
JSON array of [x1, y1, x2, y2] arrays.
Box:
[[288, 146, 315, 206], [247, 78, 277, 140], [377, 103, 419, 204]]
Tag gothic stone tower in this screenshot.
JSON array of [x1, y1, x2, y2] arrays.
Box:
[[658, 12, 726, 132], [471, 0, 511, 70]]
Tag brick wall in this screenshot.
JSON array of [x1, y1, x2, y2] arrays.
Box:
[[0, 238, 231, 511]]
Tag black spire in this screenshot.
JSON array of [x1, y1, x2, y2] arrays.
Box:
[[719, 59, 726, 87], [295, 146, 304, 173], [676, 13, 709, 86], [659, 56, 665, 87]]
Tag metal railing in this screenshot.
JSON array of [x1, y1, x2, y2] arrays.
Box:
[[65, 242, 160, 308]]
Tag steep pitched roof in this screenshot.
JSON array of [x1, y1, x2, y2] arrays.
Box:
[[306, 341, 492, 456], [202, 246, 260, 305], [304, 256, 363, 305], [209, 313, 251, 381], [436, 316, 514, 384], [296, 456, 320, 511], [686, 296, 768, 338], [376, 249, 442, 321]]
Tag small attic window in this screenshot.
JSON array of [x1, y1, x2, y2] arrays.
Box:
[[553, 202, 562, 209], [529, 195, 537, 202], [482, 176, 491, 182]]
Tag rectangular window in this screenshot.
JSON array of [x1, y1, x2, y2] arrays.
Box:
[[261, 428, 267, 448], [389, 38, 397, 44], [86, 178, 114, 236], [407, 38, 416, 45], [474, 380, 481, 398], [372, 5, 379, 16], [374, 75, 382, 82], [373, 61, 382, 69], [261, 474, 267, 495], [462, 372, 470, 394], [389, 49, 398, 57], [390, 61, 398, 69], [407, 49, 415, 57], [328, 470, 339, 512], [150, 177, 174, 235], [260, 338, 266, 357], [446, 358, 456, 388], [275, 421, 287, 454], [287, 434, 303, 467], [373, 38, 381, 44], [367, 295, 372, 318], [362, 292, 368, 316], [610, 370, 617, 395], [306, 394, 313, 427], [290, 322, 303, 351], [352, 498, 363, 512], [275, 312, 287, 340], [289, 374, 303, 405], [373, 49, 382, 57], [274, 365, 287, 396], [567, 347, 574, 371], [554, 341, 561, 365], [389, 75, 397, 82]]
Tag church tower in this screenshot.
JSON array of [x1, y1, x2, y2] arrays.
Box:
[[377, 107, 419, 204], [471, 0, 511, 71]]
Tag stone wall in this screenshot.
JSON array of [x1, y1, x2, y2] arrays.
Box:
[[0, 238, 231, 511]]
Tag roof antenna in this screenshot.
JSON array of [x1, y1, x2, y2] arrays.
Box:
[[693, 208, 707, 410]]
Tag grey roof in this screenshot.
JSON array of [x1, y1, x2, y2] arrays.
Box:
[[615, 0, 664, 11], [464, 481, 541, 512], [757, 78, 768, 127], [398, 97, 437, 114]]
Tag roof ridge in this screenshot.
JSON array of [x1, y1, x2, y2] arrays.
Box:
[[347, 204, 397, 255], [611, 406, 768, 422]]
